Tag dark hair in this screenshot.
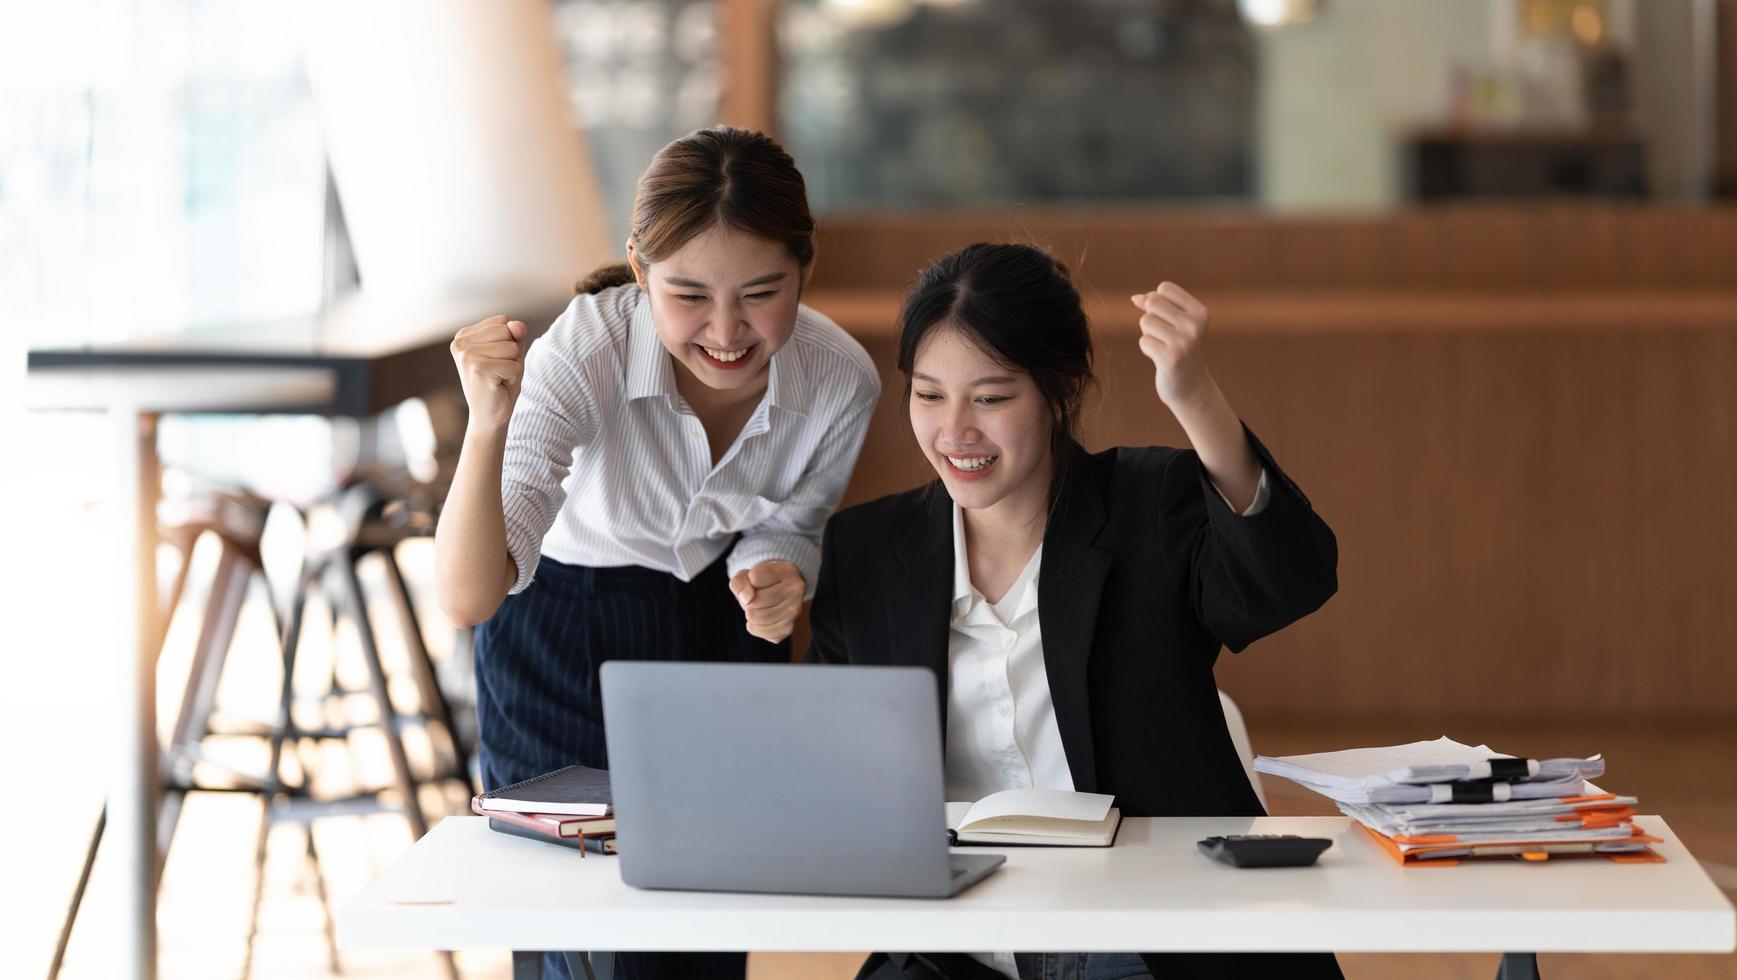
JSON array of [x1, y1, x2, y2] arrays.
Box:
[[896, 242, 1095, 502], [576, 126, 815, 295]]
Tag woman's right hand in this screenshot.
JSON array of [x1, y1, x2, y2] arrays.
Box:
[[450, 314, 528, 432]]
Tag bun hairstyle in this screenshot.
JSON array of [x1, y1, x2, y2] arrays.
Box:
[[574, 264, 637, 294], [896, 242, 1096, 502], [576, 126, 815, 295]]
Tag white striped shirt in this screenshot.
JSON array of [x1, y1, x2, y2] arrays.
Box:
[[500, 283, 880, 598]]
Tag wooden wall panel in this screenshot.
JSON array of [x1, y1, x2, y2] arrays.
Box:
[[824, 298, 1737, 728], [718, 0, 779, 135], [808, 206, 1737, 293]]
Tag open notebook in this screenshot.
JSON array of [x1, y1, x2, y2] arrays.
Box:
[[945, 789, 1122, 847]]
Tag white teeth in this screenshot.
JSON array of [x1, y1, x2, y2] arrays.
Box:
[[947, 455, 998, 472], [701, 345, 750, 363]]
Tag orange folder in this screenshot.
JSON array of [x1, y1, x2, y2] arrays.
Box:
[[1358, 821, 1665, 867]]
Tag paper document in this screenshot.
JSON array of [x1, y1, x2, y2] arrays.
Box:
[[1254, 737, 1603, 804]]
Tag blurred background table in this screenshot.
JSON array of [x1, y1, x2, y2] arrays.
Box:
[[24, 288, 570, 980]]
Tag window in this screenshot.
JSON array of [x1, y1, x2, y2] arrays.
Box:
[[778, 0, 1254, 208], [551, 0, 722, 240], [1, 0, 326, 344]]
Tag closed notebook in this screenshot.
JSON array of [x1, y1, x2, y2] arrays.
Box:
[[487, 817, 618, 855], [477, 764, 612, 816], [945, 789, 1121, 847], [470, 796, 616, 837]]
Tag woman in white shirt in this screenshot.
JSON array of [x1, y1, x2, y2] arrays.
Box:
[[809, 243, 1341, 980], [436, 127, 879, 980]]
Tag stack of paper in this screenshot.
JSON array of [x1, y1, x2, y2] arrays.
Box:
[[1254, 737, 1661, 864]]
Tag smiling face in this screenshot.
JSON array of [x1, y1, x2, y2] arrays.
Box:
[[636, 223, 809, 394], [909, 325, 1054, 518]]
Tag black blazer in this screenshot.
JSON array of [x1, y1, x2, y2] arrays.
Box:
[[809, 426, 1338, 818], [809, 429, 1344, 980]]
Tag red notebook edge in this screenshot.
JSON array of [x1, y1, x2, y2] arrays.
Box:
[[469, 796, 613, 841]]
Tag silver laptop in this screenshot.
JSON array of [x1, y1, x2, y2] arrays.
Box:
[[599, 661, 1004, 898]]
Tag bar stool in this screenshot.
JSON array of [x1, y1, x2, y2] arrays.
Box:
[[51, 482, 472, 980], [253, 479, 474, 977], [282, 479, 476, 840], [51, 489, 291, 978]]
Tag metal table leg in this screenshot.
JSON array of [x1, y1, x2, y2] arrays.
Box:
[[115, 407, 162, 980], [1497, 952, 1540, 979], [512, 950, 544, 979]]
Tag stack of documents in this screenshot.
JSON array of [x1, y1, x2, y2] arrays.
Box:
[[1255, 737, 1661, 864]]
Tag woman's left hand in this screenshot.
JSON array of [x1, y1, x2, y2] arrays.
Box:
[[730, 560, 805, 644], [1132, 282, 1263, 511], [1132, 282, 1214, 410]]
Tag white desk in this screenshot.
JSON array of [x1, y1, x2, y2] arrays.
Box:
[[340, 816, 1734, 958]]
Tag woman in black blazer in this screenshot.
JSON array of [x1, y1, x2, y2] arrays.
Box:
[[809, 244, 1343, 980]]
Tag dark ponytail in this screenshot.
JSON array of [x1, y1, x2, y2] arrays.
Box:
[[574, 264, 636, 295]]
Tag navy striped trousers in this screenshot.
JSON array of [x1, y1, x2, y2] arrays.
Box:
[[476, 553, 788, 980]]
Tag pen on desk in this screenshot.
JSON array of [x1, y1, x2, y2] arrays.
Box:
[[389, 899, 457, 906]]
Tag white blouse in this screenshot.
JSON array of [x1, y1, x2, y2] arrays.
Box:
[[943, 504, 1071, 804], [499, 283, 880, 597], [946, 470, 1270, 980]]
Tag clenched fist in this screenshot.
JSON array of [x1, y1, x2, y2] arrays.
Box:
[[729, 560, 805, 644], [450, 314, 529, 432], [1131, 283, 1213, 410]]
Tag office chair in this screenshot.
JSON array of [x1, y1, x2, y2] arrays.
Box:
[[1217, 689, 1269, 811]]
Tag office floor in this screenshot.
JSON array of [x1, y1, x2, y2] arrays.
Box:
[[8, 422, 1733, 979]]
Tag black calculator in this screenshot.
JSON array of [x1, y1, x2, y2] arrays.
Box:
[[1197, 834, 1332, 868]]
